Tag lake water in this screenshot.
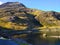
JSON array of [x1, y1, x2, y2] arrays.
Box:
[[0, 37, 32, 45], [0, 37, 60, 45], [0, 39, 18, 45]]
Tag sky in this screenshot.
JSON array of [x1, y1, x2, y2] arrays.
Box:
[[0, 0, 60, 12]]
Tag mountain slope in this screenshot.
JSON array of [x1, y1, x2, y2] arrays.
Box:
[[0, 2, 60, 30], [31, 9, 60, 27], [0, 2, 42, 30]]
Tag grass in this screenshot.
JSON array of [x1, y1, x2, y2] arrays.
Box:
[[0, 18, 28, 30]]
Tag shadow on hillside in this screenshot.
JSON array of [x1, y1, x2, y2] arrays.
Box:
[[8, 11, 43, 30], [51, 11, 60, 20]]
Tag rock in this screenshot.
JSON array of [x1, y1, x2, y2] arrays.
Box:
[[0, 2, 26, 8]]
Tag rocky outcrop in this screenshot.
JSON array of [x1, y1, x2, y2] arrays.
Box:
[[0, 2, 26, 8]]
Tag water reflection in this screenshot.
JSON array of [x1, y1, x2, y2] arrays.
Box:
[[55, 39, 60, 45], [39, 28, 60, 45]]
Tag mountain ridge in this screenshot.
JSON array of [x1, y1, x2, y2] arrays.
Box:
[[0, 2, 42, 30], [0, 2, 26, 8], [0, 2, 60, 30]]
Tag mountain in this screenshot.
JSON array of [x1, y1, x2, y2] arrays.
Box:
[[0, 2, 26, 8], [0, 2, 42, 30], [32, 10, 60, 27], [0, 2, 60, 30], [0, 2, 60, 45]]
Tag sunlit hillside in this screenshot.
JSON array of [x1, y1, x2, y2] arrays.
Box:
[[0, 2, 42, 30], [0, 2, 60, 30]]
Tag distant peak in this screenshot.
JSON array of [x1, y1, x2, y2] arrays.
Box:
[[0, 2, 26, 8], [5, 2, 20, 5]]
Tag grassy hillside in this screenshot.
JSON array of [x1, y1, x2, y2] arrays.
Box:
[[0, 3, 60, 30], [0, 7, 42, 30], [31, 9, 60, 28]]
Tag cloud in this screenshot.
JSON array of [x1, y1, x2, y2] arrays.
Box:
[[0, 1, 3, 5]]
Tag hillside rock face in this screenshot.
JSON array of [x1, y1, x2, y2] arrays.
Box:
[[0, 2, 42, 30], [0, 2, 26, 8], [0, 2, 60, 30], [34, 11, 60, 26]]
